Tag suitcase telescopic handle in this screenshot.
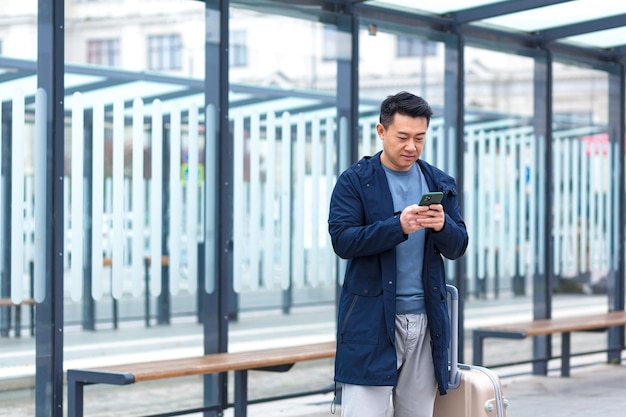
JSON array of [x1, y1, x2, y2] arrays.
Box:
[[446, 284, 462, 389]]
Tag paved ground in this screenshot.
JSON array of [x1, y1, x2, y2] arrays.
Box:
[[1, 293, 625, 416]]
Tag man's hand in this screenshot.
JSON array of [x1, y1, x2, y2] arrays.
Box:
[[400, 203, 445, 234]]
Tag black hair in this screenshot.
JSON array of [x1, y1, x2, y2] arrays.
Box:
[[379, 91, 433, 128]]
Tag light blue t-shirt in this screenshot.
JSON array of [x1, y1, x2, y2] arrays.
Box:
[[382, 163, 429, 315]]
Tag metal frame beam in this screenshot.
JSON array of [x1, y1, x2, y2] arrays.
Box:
[[541, 13, 626, 41], [452, 0, 573, 24]]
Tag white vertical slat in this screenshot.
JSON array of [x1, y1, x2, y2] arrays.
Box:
[[524, 135, 550, 274], [361, 121, 371, 157], [553, 138, 562, 276], [11, 93, 25, 303], [563, 138, 574, 275], [248, 112, 261, 290], [0, 94, 3, 294], [263, 112, 277, 288], [111, 99, 125, 299], [372, 118, 380, 154], [579, 138, 588, 273], [464, 130, 475, 293], [91, 101, 104, 300], [486, 130, 496, 283], [571, 138, 580, 275], [280, 112, 292, 290], [337, 117, 349, 286], [131, 98, 145, 297], [324, 116, 335, 287], [169, 106, 182, 295], [508, 134, 519, 279], [186, 105, 199, 294], [518, 135, 529, 277], [589, 140, 598, 271], [599, 142, 611, 271], [610, 142, 618, 270], [104, 178, 113, 260], [24, 177, 34, 275], [204, 105, 217, 294], [435, 126, 445, 172], [34, 89, 47, 302], [309, 115, 321, 287], [150, 100, 163, 296], [70, 92, 84, 301], [293, 114, 306, 288], [476, 130, 486, 282], [232, 111, 245, 292], [64, 175, 71, 271], [497, 133, 508, 278]]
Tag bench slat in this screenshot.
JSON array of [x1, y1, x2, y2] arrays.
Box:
[[0, 298, 36, 307], [476, 311, 626, 337], [84, 341, 336, 383]]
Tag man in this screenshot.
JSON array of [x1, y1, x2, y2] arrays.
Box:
[[328, 91, 468, 417]]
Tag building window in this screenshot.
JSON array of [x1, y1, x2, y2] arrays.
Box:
[[230, 30, 248, 67], [396, 36, 437, 58], [87, 39, 120, 67], [148, 34, 182, 71]]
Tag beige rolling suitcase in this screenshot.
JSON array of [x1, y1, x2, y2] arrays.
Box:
[[434, 285, 508, 417]]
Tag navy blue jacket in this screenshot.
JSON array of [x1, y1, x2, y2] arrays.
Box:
[[328, 152, 468, 395]]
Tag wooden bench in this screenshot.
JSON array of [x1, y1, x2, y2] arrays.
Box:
[[67, 340, 336, 417], [473, 311, 626, 376], [0, 297, 36, 337]]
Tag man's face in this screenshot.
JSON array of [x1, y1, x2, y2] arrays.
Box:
[[377, 113, 428, 171]]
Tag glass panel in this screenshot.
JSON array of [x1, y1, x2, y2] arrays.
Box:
[[229, 7, 337, 301], [0, 0, 38, 413], [565, 27, 626, 49], [552, 63, 610, 300], [358, 24, 445, 159], [227, 6, 337, 401], [483, 1, 626, 32], [462, 47, 535, 302], [0, 0, 38, 60]]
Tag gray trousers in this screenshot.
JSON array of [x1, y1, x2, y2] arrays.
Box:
[[341, 314, 437, 417]]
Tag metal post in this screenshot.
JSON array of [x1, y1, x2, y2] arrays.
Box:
[[36, 0, 65, 415], [532, 47, 554, 376], [608, 64, 625, 364], [203, 1, 231, 415], [444, 29, 467, 361]]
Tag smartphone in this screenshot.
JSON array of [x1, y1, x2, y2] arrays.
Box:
[[418, 191, 443, 206]]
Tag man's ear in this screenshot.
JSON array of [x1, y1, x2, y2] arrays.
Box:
[[376, 123, 385, 139]]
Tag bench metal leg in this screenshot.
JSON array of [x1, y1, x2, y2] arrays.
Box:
[[561, 332, 571, 377], [234, 370, 248, 417], [473, 331, 485, 366], [14, 306, 21, 338], [67, 374, 85, 417]]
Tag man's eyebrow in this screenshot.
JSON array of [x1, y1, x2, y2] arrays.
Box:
[[397, 129, 426, 134], [397, 131, 426, 136]]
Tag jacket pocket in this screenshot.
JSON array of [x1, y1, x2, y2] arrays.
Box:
[[338, 290, 382, 345]]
